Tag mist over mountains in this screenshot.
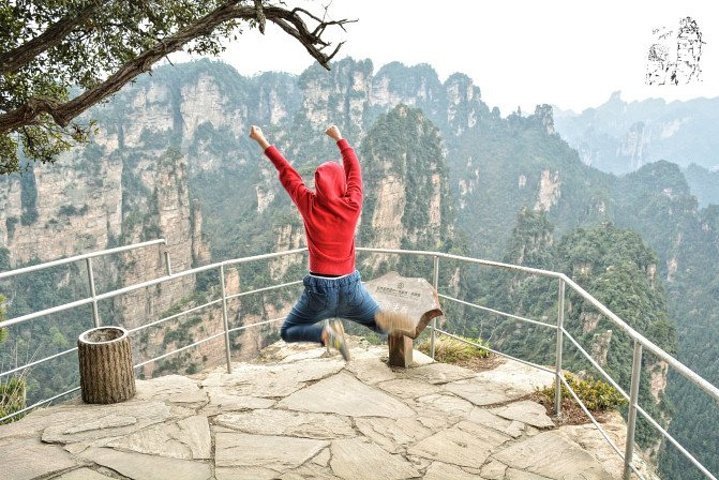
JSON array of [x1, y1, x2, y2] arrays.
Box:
[[553, 91, 719, 207]]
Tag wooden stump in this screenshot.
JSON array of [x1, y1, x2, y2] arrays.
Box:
[[77, 326, 136, 404]]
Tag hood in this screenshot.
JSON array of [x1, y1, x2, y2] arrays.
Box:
[[314, 161, 346, 200]]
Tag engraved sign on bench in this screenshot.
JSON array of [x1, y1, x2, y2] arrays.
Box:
[[364, 271, 443, 367]]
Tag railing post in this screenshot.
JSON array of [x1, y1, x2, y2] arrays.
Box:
[[554, 278, 565, 418], [86, 257, 100, 328], [624, 340, 643, 480], [219, 264, 233, 374], [163, 249, 173, 276], [430, 255, 439, 359]]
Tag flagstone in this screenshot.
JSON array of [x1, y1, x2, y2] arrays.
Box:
[[475, 361, 554, 395], [399, 362, 476, 385], [424, 461, 486, 479], [408, 421, 511, 469], [345, 357, 398, 385], [416, 393, 474, 417], [480, 459, 508, 480], [42, 402, 174, 444], [493, 431, 613, 479], [330, 437, 420, 480], [444, 377, 524, 406], [279, 372, 415, 418], [4, 439, 79, 480], [215, 409, 354, 439], [376, 377, 442, 399], [55, 468, 117, 479], [202, 387, 276, 412], [215, 432, 327, 470], [78, 447, 211, 480], [491, 401, 554, 429], [355, 416, 439, 453], [105, 415, 211, 459], [467, 408, 525, 438]]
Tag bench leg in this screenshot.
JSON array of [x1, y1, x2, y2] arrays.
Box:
[[388, 334, 413, 368]]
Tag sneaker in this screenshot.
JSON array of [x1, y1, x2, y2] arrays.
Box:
[[326, 319, 350, 361], [374, 311, 416, 337]]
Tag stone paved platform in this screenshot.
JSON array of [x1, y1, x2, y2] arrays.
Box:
[[0, 337, 659, 479]]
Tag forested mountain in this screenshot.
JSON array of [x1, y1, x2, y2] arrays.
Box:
[[683, 163, 719, 207], [1, 58, 717, 478], [554, 92, 719, 176], [463, 211, 676, 449]]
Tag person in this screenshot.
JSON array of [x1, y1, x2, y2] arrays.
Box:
[[249, 124, 414, 361]]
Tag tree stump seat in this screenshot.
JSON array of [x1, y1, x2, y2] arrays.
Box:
[[364, 272, 443, 367], [77, 326, 136, 404]]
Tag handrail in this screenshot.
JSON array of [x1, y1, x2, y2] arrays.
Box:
[[562, 274, 719, 404], [1, 243, 717, 479], [438, 292, 557, 330], [356, 247, 565, 277], [0, 248, 309, 331], [356, 246, 719, 479], [435, 327, 554, 374], [0, 238, 170, 329], [357, 246, 719, 404], [0, 239, 167, 280]]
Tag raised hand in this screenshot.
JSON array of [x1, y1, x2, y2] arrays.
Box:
[[325, 125, 342, 141], [249, 125, 270, 149]]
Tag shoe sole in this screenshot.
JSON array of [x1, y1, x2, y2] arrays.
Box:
[[331, 320, 350, 361]]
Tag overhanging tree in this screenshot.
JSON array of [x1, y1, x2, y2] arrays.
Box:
[[0, 0, 353, 174]]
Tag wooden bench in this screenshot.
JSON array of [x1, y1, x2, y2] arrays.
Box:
[[364, 272, 443, 367]]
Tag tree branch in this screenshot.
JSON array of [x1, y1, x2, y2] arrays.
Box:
[[254, 0, 266, 34], [265, 6, 356, 67], [0, 0, 110, 75], [0, 2, 353, 134]]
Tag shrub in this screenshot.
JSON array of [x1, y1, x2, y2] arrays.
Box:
[[0, 377, 27, 424], [417, 335, 491, 363], [539, 373, 627, 412]]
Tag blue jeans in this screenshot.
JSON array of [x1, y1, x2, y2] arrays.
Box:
[[280, 271, 381, 344]]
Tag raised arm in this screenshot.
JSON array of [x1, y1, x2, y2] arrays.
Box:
[[325, 125, 362, 206], [324, 125, 343, 142], [249, 125, 270, 150], [250, 125, 311, 210]]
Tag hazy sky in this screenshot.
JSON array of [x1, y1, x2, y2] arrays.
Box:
[[180, 0, 719, 115]]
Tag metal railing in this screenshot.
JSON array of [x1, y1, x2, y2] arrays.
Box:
[[356, 247, 719, 480], [0, 242, 717, 480], [0, 242, 308, 422]]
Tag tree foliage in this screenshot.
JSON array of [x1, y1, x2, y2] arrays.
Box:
[[0, 0, 353, 174]]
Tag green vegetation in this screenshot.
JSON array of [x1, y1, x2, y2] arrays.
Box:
[[359, 105, 454, 276], [0, 295, 28, 423], [0, 258, 122, 411], [451, 211, 676, 448], [19, 167, 39, 225], [684, 163, 719, 207], [0, 377, 26, 424], [539, 373, 627, 412], [0, 1, 350, 173], [58, 205, 89, 217], [416, 335, 491, 363]]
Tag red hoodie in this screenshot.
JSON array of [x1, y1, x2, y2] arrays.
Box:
[[264, 139, 362, 275]]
